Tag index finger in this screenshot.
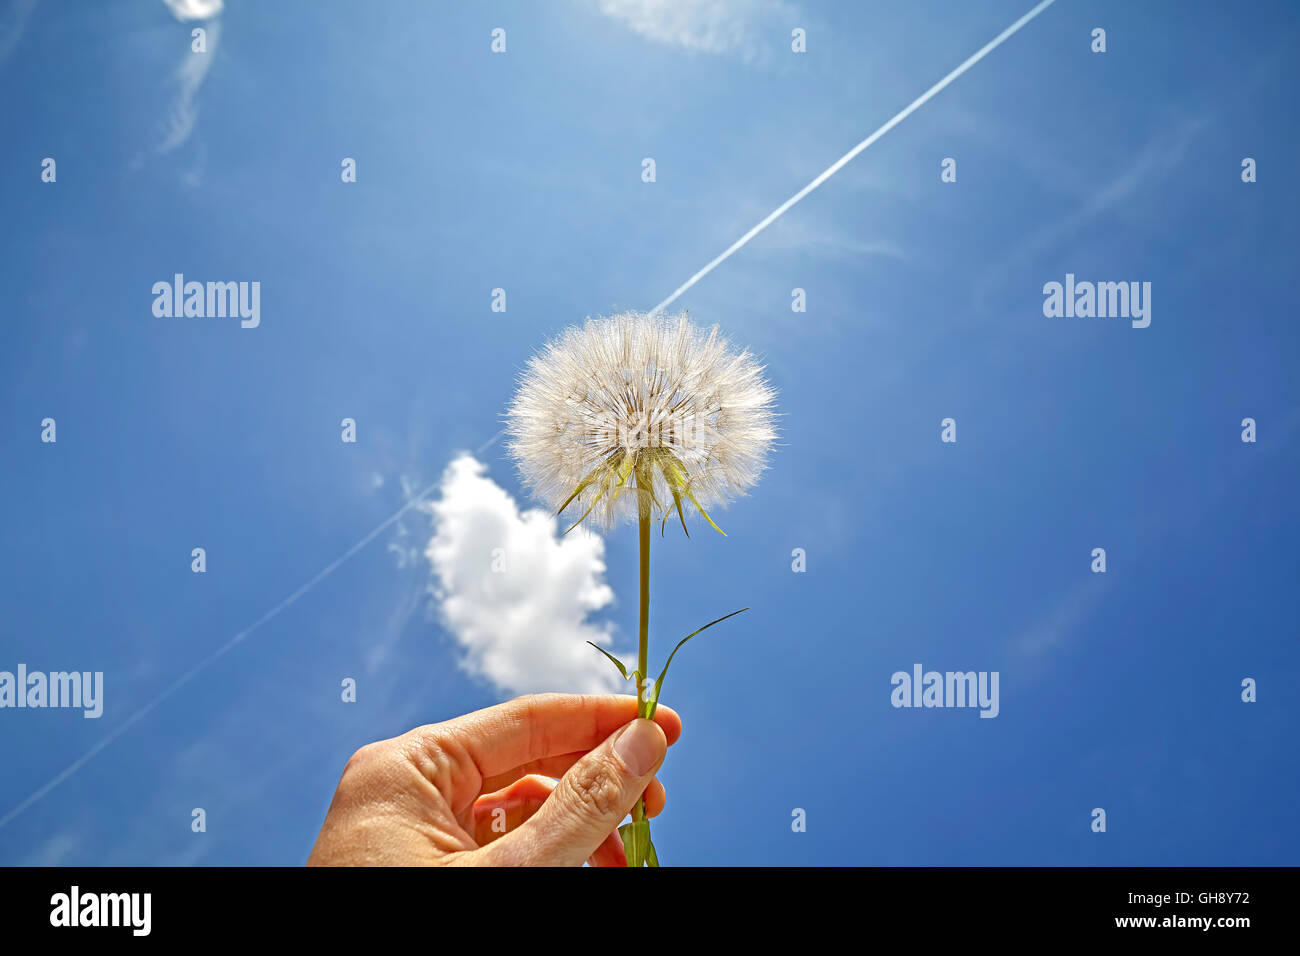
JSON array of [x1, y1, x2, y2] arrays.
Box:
[[416, 693, 682, 779]]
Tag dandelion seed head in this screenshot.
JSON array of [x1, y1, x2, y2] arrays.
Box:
[[505, 311, 777, 533]]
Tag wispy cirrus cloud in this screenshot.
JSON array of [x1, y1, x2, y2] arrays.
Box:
[[156, 0, 222, 154], [423, 454, 628, 697], [593, 0, 801, 65], [761, 213, 907, 263]]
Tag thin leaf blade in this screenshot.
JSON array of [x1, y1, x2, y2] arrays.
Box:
[[585, 642, 631, 681], [644, 607, 750, 717]]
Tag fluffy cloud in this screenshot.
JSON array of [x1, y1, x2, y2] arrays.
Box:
[[424, 454, 629, 697], [161, 0, 223, 20], [594, 0, 800, 65]]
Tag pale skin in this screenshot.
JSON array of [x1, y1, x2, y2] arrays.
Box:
[[307, 694, 680, 867]]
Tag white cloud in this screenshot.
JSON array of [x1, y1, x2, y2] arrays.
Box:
[[162, 0, 223, 20], [594, 0, 799, 65], [148, 1, 224, 159], [157, 17, 220, 153], [424, 454, 629, 697]]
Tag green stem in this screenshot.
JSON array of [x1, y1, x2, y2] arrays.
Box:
[[637, 504, 650, 699], [628, 471, 652, 861]]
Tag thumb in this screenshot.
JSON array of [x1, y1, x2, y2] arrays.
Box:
[[483, 718, 667, 866]]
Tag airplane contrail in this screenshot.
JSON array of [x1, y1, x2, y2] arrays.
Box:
[[649, 0, 1059, 315]]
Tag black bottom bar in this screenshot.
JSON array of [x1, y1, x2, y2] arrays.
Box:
[[0, 866, 1283, 941]]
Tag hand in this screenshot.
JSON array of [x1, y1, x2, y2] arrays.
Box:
[[306, 693, 681, 866]]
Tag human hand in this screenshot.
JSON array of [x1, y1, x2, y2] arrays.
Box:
[[307, 693, 681, 866]]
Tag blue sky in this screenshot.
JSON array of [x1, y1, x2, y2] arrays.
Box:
[[1, 0, 1297, 866]]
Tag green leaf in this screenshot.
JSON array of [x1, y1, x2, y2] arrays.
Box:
[[565, 452, 639, 534], [556, 450, 624, 518], [644, 607, 750, 718], [585, 642, 632, 681], [645, 838, 660, 867], [660, 482, 690, 538], [563, 478, 611, 535], [653, 450, 692, 539], [619, 820, 651, 867], [660, 450, 724, 536], [606, 453, 640, 511], [683, 486, 725, 536]]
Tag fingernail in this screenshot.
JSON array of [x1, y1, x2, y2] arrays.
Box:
[[612, 719, 664, 777]]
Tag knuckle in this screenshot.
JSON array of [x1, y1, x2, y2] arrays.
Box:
[[335, 741, 389, 799], [405, 728, 470, 791], [564, 762, 626, 821], [342, 741, 379, 777]]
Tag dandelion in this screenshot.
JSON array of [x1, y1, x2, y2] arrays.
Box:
[[506, 310, 776, 866]]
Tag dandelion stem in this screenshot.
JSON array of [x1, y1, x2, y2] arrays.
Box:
[[637, 508, 650, 705], [628, 467, 653, 863]]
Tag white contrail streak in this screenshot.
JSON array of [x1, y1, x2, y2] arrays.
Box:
[[475, 428, 506, 455], [0, 480, 440, 832], [649, 0, 1058, 315]]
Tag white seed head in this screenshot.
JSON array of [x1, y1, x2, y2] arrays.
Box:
[[505, 311, 777, 534]]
